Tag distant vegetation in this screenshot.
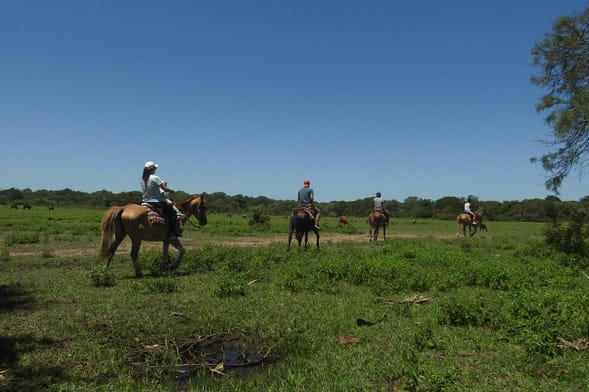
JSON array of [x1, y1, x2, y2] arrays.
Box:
[[2, 187, 589, 223]]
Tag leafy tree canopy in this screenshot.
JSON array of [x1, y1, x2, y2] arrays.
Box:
[[531, 6, 589, 193]]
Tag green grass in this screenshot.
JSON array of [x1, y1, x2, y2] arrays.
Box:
[[0, 207, 587, 391]]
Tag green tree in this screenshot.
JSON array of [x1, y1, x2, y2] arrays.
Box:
[[530, 6, 589, 193]]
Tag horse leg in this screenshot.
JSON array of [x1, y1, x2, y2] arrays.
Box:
[[470, 225, 477, 237], [288, 226, 294, 250], [104, 233, 125, 268], [169, 238, 185, 270], [383, 224, 386, 240], [314, 228, 320, 249], [130, 239, 143, 278], [161, 241, 170, 272], [297, 227, 303, 249], [304, 231, 309, 250]]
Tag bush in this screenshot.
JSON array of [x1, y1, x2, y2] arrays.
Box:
[[89, 265, 116, 287], [543, 215, 587, 256], [248, 206, 270, 225]]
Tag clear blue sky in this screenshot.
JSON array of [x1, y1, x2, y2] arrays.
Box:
[[2, 0, 588, 202]]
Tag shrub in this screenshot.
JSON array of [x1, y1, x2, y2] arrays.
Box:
[[438, 290, 502, 327], [89, 265, 116, 287], [248, 206, 270, 226], [143, 275, 179, 294], [543, 216, 587, 256], [213, 274, 246, 297]]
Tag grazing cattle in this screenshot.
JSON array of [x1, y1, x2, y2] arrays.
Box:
[[337, 215, 349, 227], [23, 204, 32, 210]]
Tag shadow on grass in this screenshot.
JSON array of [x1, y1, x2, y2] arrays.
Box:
[[0, 335, 69, 392], [0, 282, 35, 313], [1, 283, 71, 391]]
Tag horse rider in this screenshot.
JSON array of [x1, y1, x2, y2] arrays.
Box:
[[373, 192, 391, 225], [464, 198, 478, 225], [297, 179, 321, 230], [141, 161, 182, 239]]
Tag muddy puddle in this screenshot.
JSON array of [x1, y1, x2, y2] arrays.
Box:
[[174, 331, 273, 385]]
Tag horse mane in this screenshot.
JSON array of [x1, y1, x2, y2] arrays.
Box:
[[177, 195, 202, 212]]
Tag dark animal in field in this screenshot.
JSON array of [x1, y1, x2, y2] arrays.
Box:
[[100, 195, 207, 277], [10, 205, 18, 209], [48, 205, 55, 210], [456, 211, 484, 237], [226, 213, 232, 218], [368, 210, 387, 241], [23, 204, 32, 210], [288, 207, 319, 250], [337, 215, 349, 227]]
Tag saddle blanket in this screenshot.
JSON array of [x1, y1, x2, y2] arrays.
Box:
[[141, 203, 185, 225], [142, 203, 166, 224], [147, 210, 166, 224]]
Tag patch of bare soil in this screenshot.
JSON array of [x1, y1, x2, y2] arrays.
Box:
[[7, 232, 456, 258]]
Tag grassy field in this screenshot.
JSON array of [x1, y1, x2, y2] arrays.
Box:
[[0, 207, 587, 391]]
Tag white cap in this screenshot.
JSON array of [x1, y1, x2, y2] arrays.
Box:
[[144, 161, 158, 169]]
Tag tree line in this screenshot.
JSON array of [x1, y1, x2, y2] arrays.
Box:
[[2, 187, 588, 223]]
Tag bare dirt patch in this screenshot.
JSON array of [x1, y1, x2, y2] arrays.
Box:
[[7, 231, 456, 259]]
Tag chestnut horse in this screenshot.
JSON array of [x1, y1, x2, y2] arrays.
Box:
[[456, 210, 484, 237], [368, 210, 387, 241], [337, 215, 350, 227], [100, 195, 207, 277], [288, 208, 319, 250]]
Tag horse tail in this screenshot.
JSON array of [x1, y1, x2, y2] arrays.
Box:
[[100, 206, 124, 260]]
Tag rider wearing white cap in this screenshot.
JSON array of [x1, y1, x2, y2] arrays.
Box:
[[141, 161, 181, 239]]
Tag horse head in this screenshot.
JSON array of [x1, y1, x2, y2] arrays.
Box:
[[178, 195, 208, 227]]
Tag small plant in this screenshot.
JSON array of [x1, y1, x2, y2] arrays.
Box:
[[5, 232, 40, 245], [143, 275, 179, 294], [0, 246, 9, 261], [40, 232, 54, 258], [89, 265, 116, 287], [213, 274, 246, 297]]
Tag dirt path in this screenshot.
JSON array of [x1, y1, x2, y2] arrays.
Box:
[[7, 231, 457, 258]]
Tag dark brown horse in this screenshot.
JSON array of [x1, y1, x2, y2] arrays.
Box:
[[100, 195, 207, 277], [456, 210, 484, 237], [288, 207, 319, 250], [368, 210, 387, 241]]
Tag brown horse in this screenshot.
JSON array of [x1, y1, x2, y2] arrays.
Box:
[[456, 210, 484, 237], [368, 210, 387, 241], [337, 215, 350, 227], [288, 208, 319, 250], [100, 195, 207, 277]]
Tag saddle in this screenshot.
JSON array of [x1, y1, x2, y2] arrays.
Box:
[[142, 203, 167, 224], [298, 206, 315, 220]]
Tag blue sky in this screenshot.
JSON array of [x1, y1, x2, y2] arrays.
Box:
[[2, 0, 589, 202]]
